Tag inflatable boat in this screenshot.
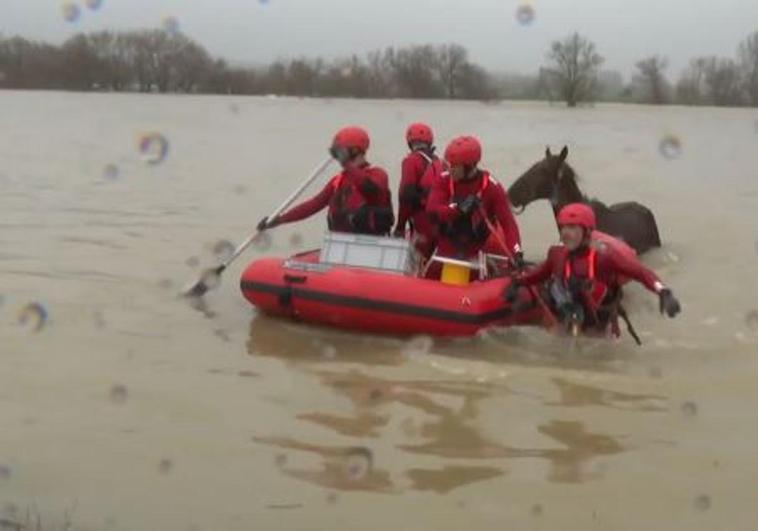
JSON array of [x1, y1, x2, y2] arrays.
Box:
[[240, 233, 546, 337]]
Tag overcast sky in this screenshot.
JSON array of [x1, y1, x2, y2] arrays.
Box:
[[4, 0, 757, 78]]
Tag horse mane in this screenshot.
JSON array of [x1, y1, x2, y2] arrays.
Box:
[[558, 161, 591, 203]]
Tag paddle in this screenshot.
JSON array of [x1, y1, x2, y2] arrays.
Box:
[[478, 206, 559, 328], [182, 157, 333, 298]]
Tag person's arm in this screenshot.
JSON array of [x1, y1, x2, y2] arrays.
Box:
[[488, 182, 522, 255], [518, 253, 554, 286], [396, 156, 421, 232], [605, 248, 664, 294], [426, 175, 458, 223], [274, 178, 335, 224]]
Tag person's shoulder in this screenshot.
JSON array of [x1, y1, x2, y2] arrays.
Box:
[[546, 245, 566, 259]]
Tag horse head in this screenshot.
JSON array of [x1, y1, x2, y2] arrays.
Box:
[[508, 146, 570, 214]]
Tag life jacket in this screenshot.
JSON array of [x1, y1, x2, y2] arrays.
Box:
[[328, 171, 392, 235], [402, 151, 444, 210], [441, 172, 492, 247], [563, 247, 610, 311]]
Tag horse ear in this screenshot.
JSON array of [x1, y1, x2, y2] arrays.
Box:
[[546, 146, 552, 158], [559, 146, 569, 162]]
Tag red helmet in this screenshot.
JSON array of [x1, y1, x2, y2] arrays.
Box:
[[444, 135, 482, 166], [557, 203, 596, 230], [406, 122, 434, 145], [332, 126, 370, 153]]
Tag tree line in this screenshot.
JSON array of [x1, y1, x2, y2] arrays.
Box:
[[1, 28, 757, 107]]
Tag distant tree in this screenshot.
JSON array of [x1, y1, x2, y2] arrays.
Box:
[[703, 57, 744, 106], [676, 57, 709, 105], [738, 30, 758, 105], [633, 55, 670, 104], [542, 32, 604, 107], [435, 43, 468, 98]]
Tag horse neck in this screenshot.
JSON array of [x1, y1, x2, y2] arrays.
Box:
[[551, 171, 587, 215]]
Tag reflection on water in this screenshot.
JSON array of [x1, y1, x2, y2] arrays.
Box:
[[546, 377, 667, 411], [254, 368, 636, 489]]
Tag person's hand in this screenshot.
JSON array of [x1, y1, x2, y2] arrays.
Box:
[[257, 216, 278, 231], [457, 195, 481, 216], [359, 178, 380, 196], [659, 288, 681, 318], [512, 251, 526, 270], [502, 281, 521, 303], [392, 227, 405, 238]]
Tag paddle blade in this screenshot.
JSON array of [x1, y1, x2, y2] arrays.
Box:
[[182, 265, 224, 298]]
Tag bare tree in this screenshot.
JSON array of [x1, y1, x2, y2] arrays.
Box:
[[634, 55, 670, 104], [435, 44, 468, 98], [676, 57, 709, 104], [738, 31, 758, 105], [542, 32, 604, 107], [703, 57, 744, 106]]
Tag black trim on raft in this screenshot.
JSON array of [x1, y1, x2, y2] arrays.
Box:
[[241, 280, 537, 325]]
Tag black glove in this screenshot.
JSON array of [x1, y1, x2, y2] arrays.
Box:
[[457, 195, 481, 216], [359, 178, 380, 196], [257, 216, 278, 231], [512, 251, 526, 270], [329, 146, 351, 164], [658, 288, 681, 318], [502, 281, 521, 304]]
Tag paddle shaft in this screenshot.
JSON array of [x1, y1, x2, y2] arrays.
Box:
[[218, 157, 333, 273], [478, 207, 559, 327]]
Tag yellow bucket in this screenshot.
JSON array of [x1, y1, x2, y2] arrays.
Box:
[[441, 262, 471, 286]]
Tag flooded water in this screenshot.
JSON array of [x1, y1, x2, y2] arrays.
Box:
[[1, 91, 757, 530]]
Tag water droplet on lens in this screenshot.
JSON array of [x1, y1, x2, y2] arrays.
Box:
[[253, 232, 272, 251], [109, 384, 129, 404], [681, 401, 697, 417], [658, 134, 682, 160], [0, 464, 11, 480], [17, 302, 48, 333], [102, 163, 120, 181], [326, 492, 338, 505], [233, 184, 248, 195], [158, 458, 173, 474], [693, 494, 711, 511], [185, 256, 200, 268], [61, 2, 81, 23], [289, 233, 303, 248], [229, 103, 240, 114], [343, 447, 372, 481], [84, 0, 103, 10], [212, 240, 235, 262], [531, 503, 543, 516], [745, 310, 758, 330], [138, 133, 170, 165], [157, 278, 174, 290], [648, 366, 663, 379], [515, 3, 536, 26], [275, 454, 287, 467], [162, 16, 180, 35]]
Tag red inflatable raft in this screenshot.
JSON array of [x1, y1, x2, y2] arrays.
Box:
[[240, 249, 545, 337]]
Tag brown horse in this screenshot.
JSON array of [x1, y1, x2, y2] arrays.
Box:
[[507, 146, 662, 255]]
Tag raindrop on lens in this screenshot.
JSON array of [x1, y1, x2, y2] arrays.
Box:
[[745, 310, 758, 330], [343, 447, 372, 481], [158, 458, 173, 474], [61, 2, 81, 23], [681, 401, 697, 417], [18, 302, 48, 333], [253, 231, 272, 251], [84, 0, 103, 10], [658, 134, 682, 159], [102, 163, 120, 181], [162, 16, 180, 35], [109, 384, 129, 404], [185, 256, 200, 268], [289, 233, 303, 248], [0, 464, 11, 480], [212, 240, 235, 262], [138, 133, 170, 165], [515, 3, 536, 26], [693, 494, 711, 511]]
